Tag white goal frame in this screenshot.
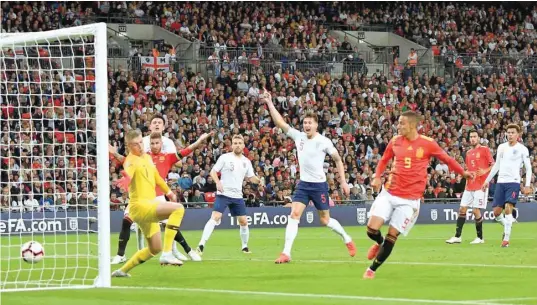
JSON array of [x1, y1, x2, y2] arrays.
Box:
[[0, 23, 110, 290]]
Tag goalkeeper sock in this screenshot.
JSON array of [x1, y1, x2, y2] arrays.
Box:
[[117, 218, 132, 256], [199, 218, 218, 247], [475, 216, 484, 239], [455, 211, 467, 238], [163, 207, 185, 253], [120, 247, 154, 273], [366, 226, 384, 245], [174, 230, 192, 253], [370, 234, 397, 272]]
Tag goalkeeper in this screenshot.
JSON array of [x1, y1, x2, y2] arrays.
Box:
[[112, 129, 185, 277], [110, 113, 208, 264]]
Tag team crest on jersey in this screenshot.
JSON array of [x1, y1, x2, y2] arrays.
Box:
[[159, 156, 165, 161], [416, 147, 424, 159], [476, 153, 480, 159], [356, 208, 367, 225], [243, 162, 247, 168], [430, 209, 438, 221], [306, 211, 314, 224]]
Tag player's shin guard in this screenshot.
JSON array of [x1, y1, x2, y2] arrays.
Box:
[[366, 226, 384, 245], [369, 234, 397, 272], [503, 214, 514, 241], [174, 230, 192, 253], [283, 217, 299, 256], [120, 247, 155, 273], [240, 225, 249, 248], [326, 218, 352, 243], [455, 211, 467, 238], [163, 208, 185, 252], [117, 218, 133, 256], [199, 218, 218, 247], [475, 216, 484, 239]]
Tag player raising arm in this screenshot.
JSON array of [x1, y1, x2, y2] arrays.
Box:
[[364, 111, 473, 279], [446, 130, 494, 245], [260, 90, 356, 264], [482, 124, 532, 247], [112, 130, 187, 277], [196, 134, 261, 254]]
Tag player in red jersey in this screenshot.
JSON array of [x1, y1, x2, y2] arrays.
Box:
[[363, 111, 473, 279], [110, 131, 212, 264], [446, 130, 494, 245]]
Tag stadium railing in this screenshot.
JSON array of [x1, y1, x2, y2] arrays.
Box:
[[323, 23, 394, 33], [81, 15, 158, 25]]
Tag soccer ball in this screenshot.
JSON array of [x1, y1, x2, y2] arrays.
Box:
[[21, 241, 45, 264]]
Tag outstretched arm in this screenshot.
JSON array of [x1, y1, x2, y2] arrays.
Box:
[[178, 131, 214, 158], [260, 90, 290, 134], [109, 143, 125, 164], [331, 151, 350, 196]]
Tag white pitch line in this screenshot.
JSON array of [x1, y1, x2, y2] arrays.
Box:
[[111, 285, 511, 305], [474, 297, 537, 302], [204, 258, 537, 269]]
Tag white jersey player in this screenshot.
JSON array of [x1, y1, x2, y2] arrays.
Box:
[[482, 124, 532, 247], [260, 90, 355, 264], [196, 134, 261, 255]]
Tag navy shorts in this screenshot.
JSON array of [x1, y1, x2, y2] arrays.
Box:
[[213, 195, 247, 217], [492, 183, 520, 208], [292, 181, 330, 211]]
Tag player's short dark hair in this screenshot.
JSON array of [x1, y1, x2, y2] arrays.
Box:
[[401, 111, 420, 124], [506, 124, 521, 133], [468, 129, 479, 136], [150, 132, 162, 140], [150, 113, 165, 124], [303, 110, 318, 123]]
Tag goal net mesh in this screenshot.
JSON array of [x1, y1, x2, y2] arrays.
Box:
[[0, 29, 106, 290]]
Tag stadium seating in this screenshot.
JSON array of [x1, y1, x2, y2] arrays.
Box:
[[1, 2, 537, 212]]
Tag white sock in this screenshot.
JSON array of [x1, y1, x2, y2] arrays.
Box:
[[495, 214, 506, 226], [199, 218, 217, 247], [283, 217, 299, 256], [503, 214, 514, 241], [326, 218, 352, 243], [240, 225, 249, 248], [172, 241, 178, 253]]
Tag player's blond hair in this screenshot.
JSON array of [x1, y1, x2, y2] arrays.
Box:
[[125, 129, 142, 144], [232, 134, 244, 142]]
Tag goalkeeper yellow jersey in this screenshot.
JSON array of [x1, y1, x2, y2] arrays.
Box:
[[123, 153, 170, 204]]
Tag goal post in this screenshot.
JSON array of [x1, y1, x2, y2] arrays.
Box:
[[0, 23, 110, 290]]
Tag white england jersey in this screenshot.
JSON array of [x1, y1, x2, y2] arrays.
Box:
[[212, 152, 255, 199], [287, 127, 337, 183], [485, 142, 532, 187], [143, 135, 177, 154]]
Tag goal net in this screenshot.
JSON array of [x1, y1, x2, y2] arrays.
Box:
[[0, 23, 110, 291]]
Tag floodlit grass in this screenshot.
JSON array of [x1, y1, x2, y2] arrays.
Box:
[[2, 223, 537, 305]]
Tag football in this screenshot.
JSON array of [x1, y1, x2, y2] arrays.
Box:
[[21, 241, 45, 264]]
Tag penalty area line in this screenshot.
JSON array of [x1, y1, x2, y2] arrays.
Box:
[[112, 286, 511, 305], [205, 258, 537, 269], [472, 297, 537, 302]]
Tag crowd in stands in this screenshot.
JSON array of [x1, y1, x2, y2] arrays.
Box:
[[2, 2, 537, 213]]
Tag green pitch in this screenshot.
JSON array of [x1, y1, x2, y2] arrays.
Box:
[[2, 223, 537, 305]]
